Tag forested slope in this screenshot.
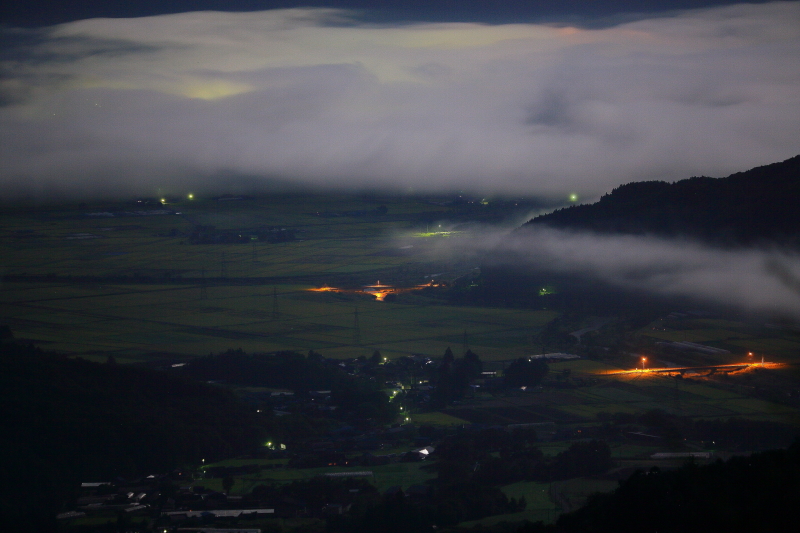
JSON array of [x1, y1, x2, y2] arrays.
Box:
[[525, 155, 800, 247]]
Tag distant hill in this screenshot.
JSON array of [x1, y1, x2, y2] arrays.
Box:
[[524, 155, 800, 247]]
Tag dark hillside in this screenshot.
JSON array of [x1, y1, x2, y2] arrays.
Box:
[[557, 442, 800, 533], [524, 155, 800, 247], [0, 343, 266, 526]]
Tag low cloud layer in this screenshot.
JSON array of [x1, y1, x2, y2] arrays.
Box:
[[445, 225, 800, 319], [1, 3, 800, 200]]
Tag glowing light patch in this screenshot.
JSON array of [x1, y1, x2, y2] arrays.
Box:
[[308, 281, 442, 301], [413, 231, 460, 237], [538, 285, 556, 296], [183, 81, 253, 100]]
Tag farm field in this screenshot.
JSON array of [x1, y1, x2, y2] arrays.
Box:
[[3, 193, 797, 365], [197, 461, 436, 496], [0, 279, 558, 360], [460, 479, 559, 526], [0, 194, 562, 361], [440, 364, 800, 427], [0, 194, 465, 280], [639, 317, 800, 361]]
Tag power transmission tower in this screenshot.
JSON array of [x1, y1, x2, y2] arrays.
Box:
[[200, 268, 208, 300], [353, 307, 361, 345], [272, 287, 279, 320]]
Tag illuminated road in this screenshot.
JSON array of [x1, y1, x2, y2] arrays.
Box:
[[607, 362, 780, 376], [308, 281, 442, 301]]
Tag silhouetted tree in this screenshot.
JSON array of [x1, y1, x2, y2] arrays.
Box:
[[443, 347, 455, 365], [503, 358, 548, 388], [463, 349, 483, 380]]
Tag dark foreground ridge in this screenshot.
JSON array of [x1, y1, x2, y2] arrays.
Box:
[[0, 342, 267, 530], [553, 441, 800, 533]]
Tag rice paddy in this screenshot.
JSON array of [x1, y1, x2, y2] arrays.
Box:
[[0, 195, 560, 361]]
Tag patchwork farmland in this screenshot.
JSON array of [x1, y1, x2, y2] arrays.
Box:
[[0, 194, 559, 361]]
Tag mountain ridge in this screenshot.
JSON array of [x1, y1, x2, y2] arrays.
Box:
[[524, 155, 800, 248]]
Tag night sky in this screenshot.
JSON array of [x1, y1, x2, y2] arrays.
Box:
[[1, 1, 799, 199]]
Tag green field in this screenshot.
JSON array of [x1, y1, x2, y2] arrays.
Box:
[[3, 194, 797, 365], [0, 195, 459, 280], [198, 461, 436, 495], [440, 366, 800, 427], [408, 411, 469, 426], [0, 280, 558, 360], [0, 195, 562, 361], [639, 317, 800, 361]]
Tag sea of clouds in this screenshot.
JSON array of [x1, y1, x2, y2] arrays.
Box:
[[1, 2, 799, 200]]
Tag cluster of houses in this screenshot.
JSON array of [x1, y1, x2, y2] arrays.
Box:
[[60, 455, 438, 527], [58, 351, 600, 528], [61, 475, 278, 524]]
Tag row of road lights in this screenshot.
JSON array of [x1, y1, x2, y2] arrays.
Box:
[[639, 352, 764, 372]]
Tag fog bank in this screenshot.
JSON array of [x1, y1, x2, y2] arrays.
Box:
[[439, 225, 800, 319], [1, 3, 799, 200]]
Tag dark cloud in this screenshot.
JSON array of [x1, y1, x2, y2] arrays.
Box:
[[3, 1, 792, 27]]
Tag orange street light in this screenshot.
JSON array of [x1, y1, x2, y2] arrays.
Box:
[[641, 357, 647, 371]]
